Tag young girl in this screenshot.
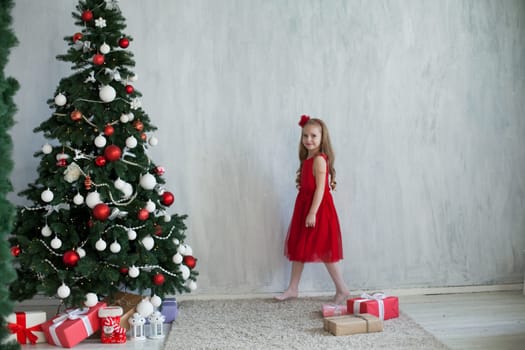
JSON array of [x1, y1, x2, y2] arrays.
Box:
[[276, 115, 350, 304]]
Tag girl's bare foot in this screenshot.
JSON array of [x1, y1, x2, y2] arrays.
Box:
[[274, 289, 298, 301], [333, 291, 350, 305]]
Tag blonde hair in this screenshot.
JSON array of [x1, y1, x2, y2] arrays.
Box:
[[296, 118, 337, 190]]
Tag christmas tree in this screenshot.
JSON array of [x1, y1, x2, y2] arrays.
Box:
[[0, 0, 20, 348], [10, 0, 197, 308]]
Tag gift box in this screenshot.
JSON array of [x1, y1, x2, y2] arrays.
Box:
[[41, 302, 106, 348], [160, 298, 178, 323], [347, 293, 399, 320], [321, 304, 348, 317], [6, 311, 46, 344], [325, 313, 383, 336], [103, 291, 143, 330], [99, 306, 126, 344]]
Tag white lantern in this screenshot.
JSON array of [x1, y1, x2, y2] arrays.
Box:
[[139, 173, 157, 190], [147, 311, 165, 339], [128, 312, 146, 340], [99, 85, 116, 102]]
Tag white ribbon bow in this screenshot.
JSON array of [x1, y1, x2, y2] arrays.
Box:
[[353, 292, 387, 320], [49, 308, 93, 347]]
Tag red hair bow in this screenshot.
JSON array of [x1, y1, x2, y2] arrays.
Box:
[[298, 115, 310, 127]]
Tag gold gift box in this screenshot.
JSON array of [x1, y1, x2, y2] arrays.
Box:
[[324, 313, 383, 336]]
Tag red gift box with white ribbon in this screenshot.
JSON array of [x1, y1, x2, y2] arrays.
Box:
[[6, 311, 46, 344], [347, 293, 399, 320], [41, 302, 106, 348]]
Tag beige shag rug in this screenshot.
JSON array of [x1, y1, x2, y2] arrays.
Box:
[[164, 297, 449, 350]]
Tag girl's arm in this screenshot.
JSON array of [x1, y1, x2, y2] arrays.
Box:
[[305, 156, 327, 227]]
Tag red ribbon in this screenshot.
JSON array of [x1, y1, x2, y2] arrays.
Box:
[[7, 312, 43, 344]]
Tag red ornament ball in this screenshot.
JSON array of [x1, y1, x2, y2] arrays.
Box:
[[137, 208, 149, 221], [95, 155, 107, 167], [154, 166, 165, 176], [161, 192, 175, 206], [183, 255, 197, 269], [73, 32, 83, 43], [119, 266, 129, 274], [104, 145, 122, 162], [87, 219, 94, 228], [93, 203, 111, 221], [133, 120, 144, 131], [125, 85, 134, 94], [81, 10, 93, 22], [104, 124, 114, 136], [118, 37, 130, 48], [70, 109, 82, 121], [56, 159, 68, 167], [63, 250, 80, 267], [152, 273, 165, 286], [93, 54, 105, 65], [10, 246, 21, 257], [154, 224, 162, 236]]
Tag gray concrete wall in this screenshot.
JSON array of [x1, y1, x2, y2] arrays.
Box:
[[6, 0, 525, 295]]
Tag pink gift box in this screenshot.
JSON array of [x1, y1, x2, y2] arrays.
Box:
[[41, 302, 106, 348], [347, 294, 399, 320], [321, 304, 349, 317], [6, 311, 46, 344]]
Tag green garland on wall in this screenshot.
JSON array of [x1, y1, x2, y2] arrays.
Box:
[[0, 0, 20, 348]]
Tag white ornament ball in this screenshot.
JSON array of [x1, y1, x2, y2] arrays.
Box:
[[85, 191, 102, 208], [183, 244, 193, 256], [172, 253, 183, 264], [128, 265, 140, 278], [150, 295, 162, 308], [41, 225, 52, 237], [100, 42, 110, 54], [120, 113, 129, 123], [172, 238, 179, 245], [164, 214, 171, 223], [139, 173, 157, 190], [41, 188, 54, 203], [141, 235, 154, 251], [136, 299, 154, 317], [50, 236, 62, 249], [76, 247, 86, 258], [110, 241, 121, 253], [95, 238, 107, 251], [126, 112, 134, 121], [57, 283, 71, 299], [99, 85, 116, 103], [179, 265, 190, 280], [129, 74, 138, 82], [114, 178, 125, 190], [145, 200, 156, 213], [148, 136, 158, 146], [73, 192, 84, 205], [94, 134, 107, 148], [177, 244, 187, 255], [42, 143, 53, 154], [85, 292, 98, 307], [187, 280, 197, 291], [122, 184, 133, 198], [125, 136, 137, 148], [127, 229, 137, 240], [54, 93, 67, 106]]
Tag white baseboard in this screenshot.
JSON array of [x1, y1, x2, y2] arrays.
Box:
[[15, 283, 523, 305]]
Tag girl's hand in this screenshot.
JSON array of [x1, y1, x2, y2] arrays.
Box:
[[305, 212, 316, 228]]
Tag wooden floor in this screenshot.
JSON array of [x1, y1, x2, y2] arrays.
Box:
[[15, 290, 525, 349], [400, 291, 525, 350]]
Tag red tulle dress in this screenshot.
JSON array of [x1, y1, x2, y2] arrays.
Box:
[[285, 153, 343, 262]]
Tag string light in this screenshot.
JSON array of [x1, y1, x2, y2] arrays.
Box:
[[39, 239, 63, 256]]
